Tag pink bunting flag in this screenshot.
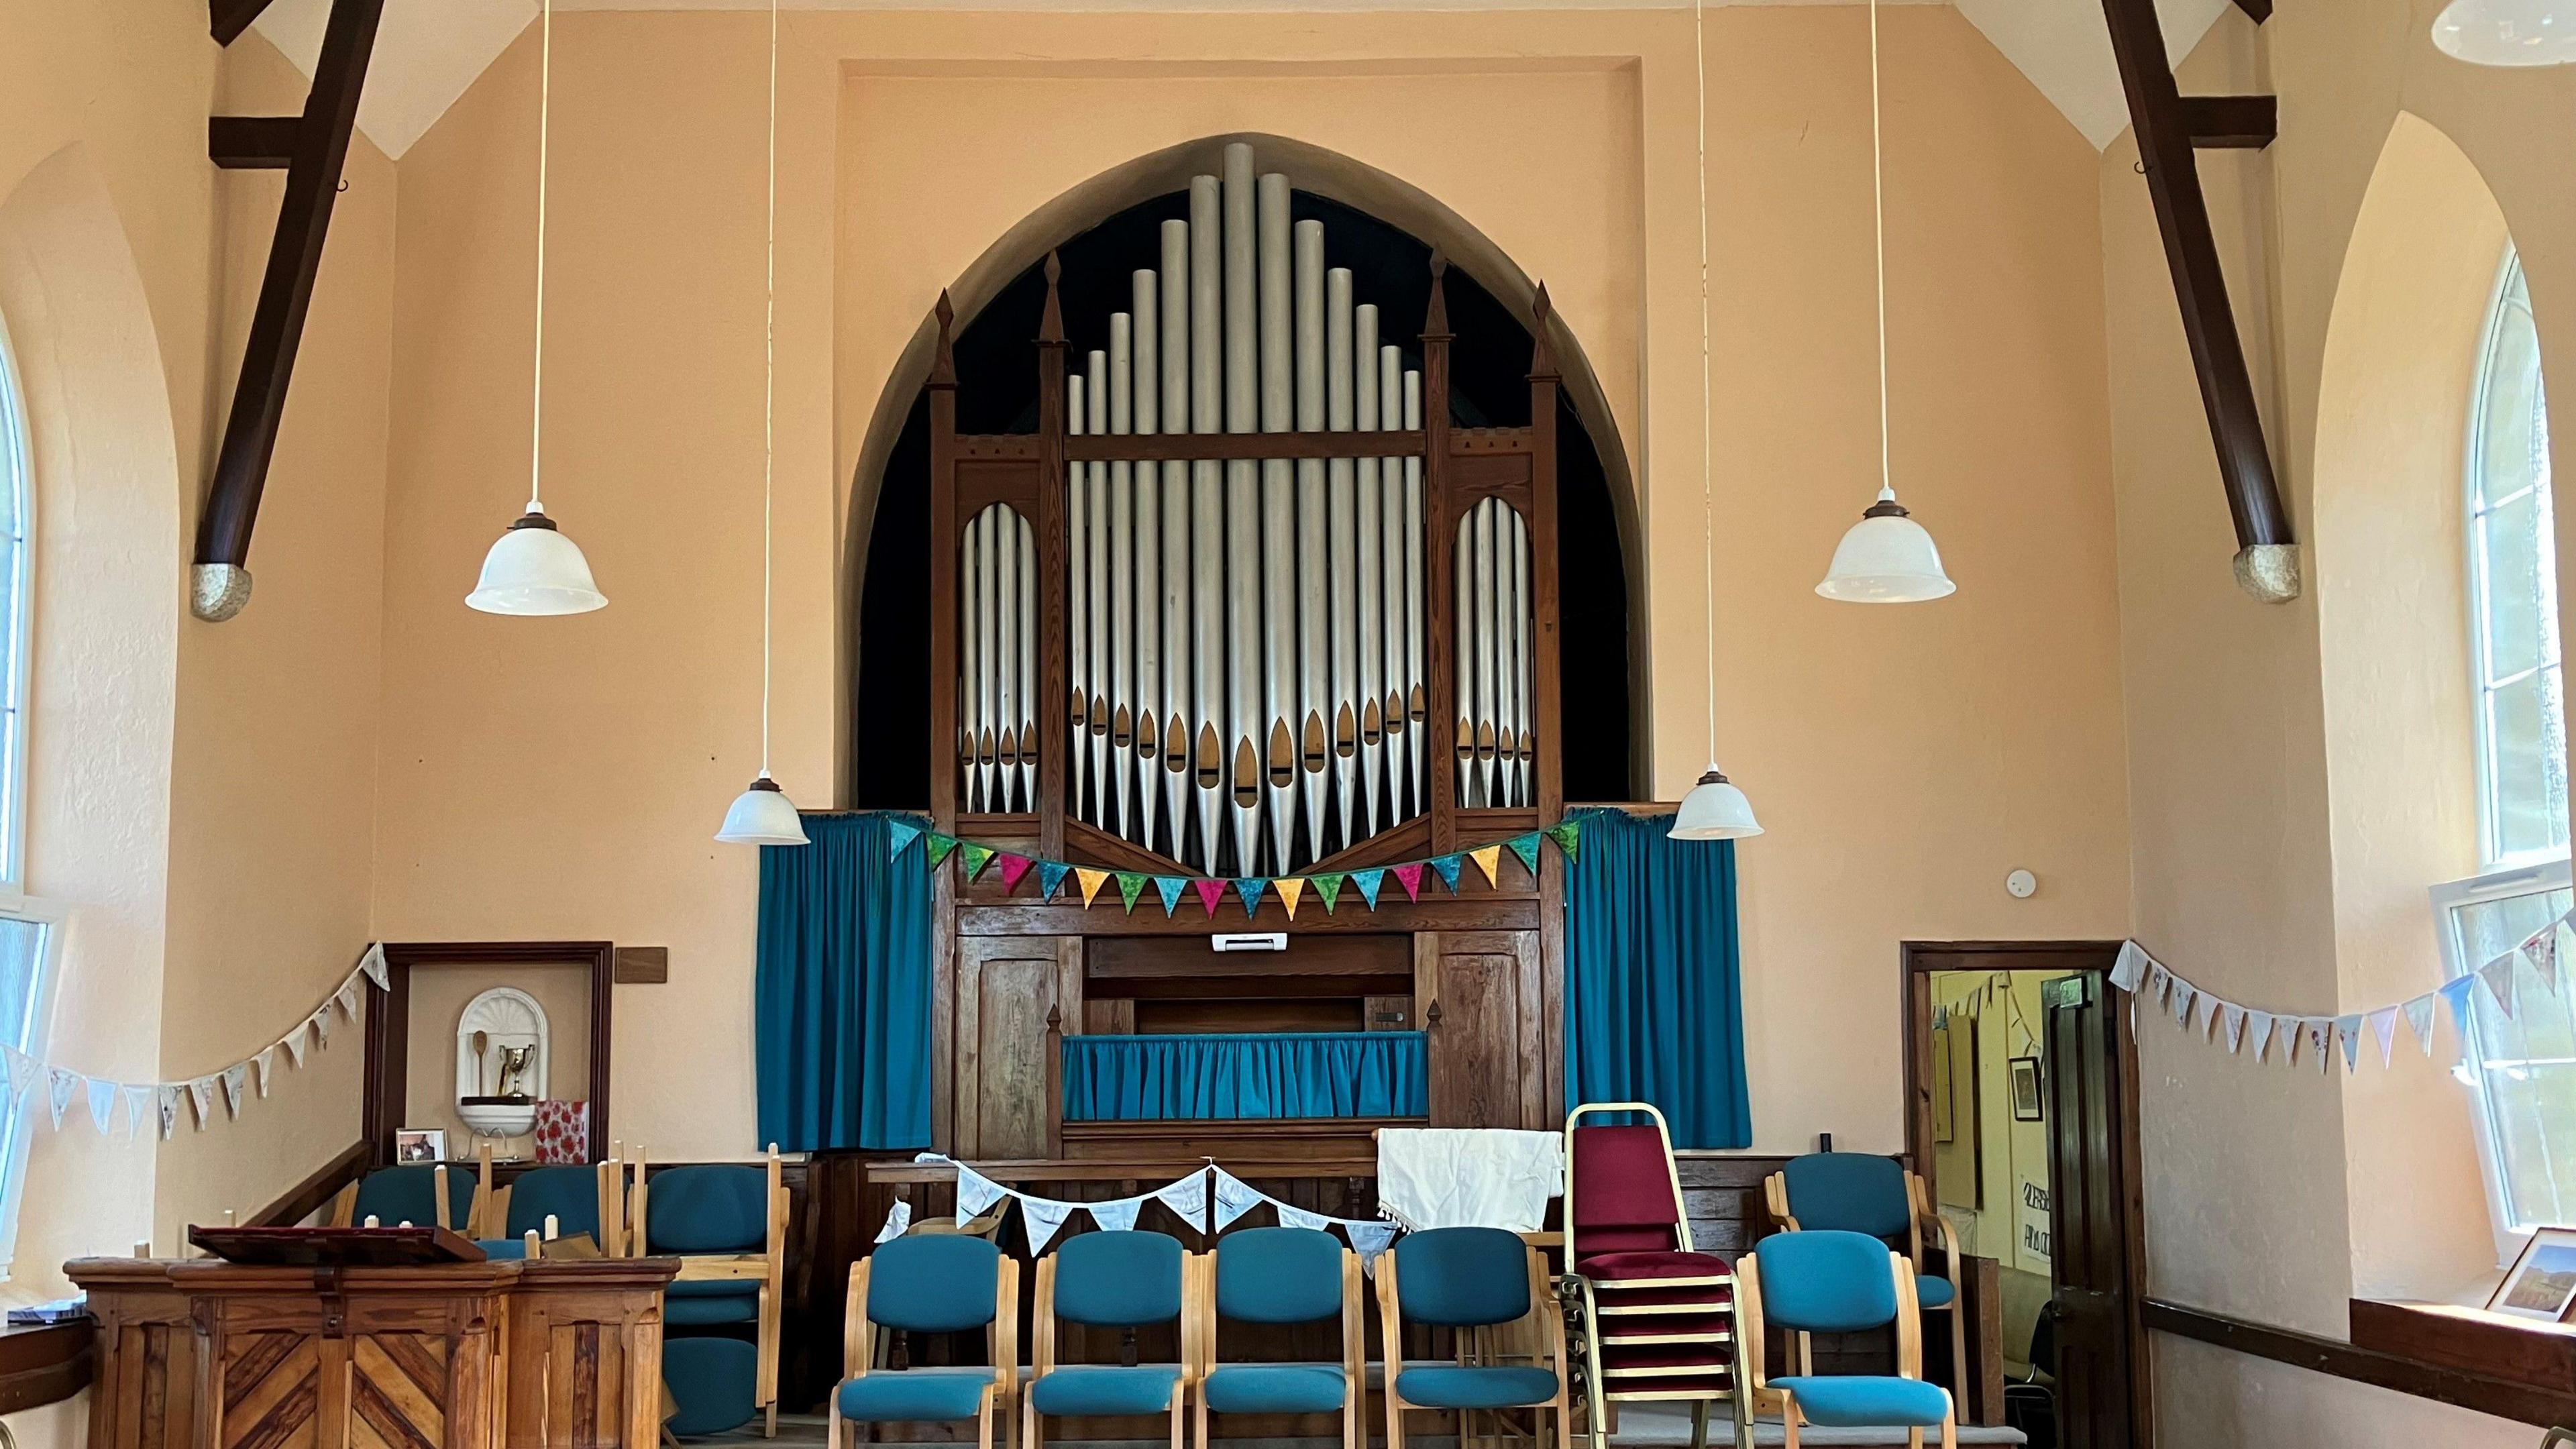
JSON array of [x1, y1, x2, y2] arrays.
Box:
[[1192, 877, 1227, 918], [996, 854, 1034, 894], [1391, 863, 1425, 902]]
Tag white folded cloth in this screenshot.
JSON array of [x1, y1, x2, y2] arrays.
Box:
[[1375, 1128, 1564, 1232]]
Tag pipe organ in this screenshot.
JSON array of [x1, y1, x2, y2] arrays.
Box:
[[928, 140, 1558, 880]]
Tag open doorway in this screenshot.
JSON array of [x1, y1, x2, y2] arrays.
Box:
[[1902, 942, 2150, 1449]]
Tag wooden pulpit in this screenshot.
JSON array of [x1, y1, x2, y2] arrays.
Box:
[[69, 1246, 675, 1449]]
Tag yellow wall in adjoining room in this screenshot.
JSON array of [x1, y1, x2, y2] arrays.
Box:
[[364, 3, 2133, 1162]]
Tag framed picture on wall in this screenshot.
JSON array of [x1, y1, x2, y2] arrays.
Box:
[[2489, 1228, 2576, 1321], [394, 1128, 448, 1165], [2008, 1057, 2045, 1122]]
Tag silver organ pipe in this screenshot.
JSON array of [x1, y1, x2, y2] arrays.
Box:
[[1453, 496, 1533, 810], [1047, 143, 1448, 871], [961, 506, 982, 806], [1511, 506, 1533, 805], [959, 500, 1038, 814], [1014, 510, 1034, 810]]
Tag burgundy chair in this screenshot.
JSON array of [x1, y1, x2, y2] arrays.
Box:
[[1564, 1103, 1746, 1449]]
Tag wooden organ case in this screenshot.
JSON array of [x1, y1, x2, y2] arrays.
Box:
[[924, 143, 1566, 1171]]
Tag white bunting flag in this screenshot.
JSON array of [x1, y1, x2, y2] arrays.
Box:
[[2369, 1008, 2400, 1067], [2195, 992, 2222, 1039], [2246, 1010, 2275, 1063], [45, 1068, 75, 1130], [1152, 1171, 1210, 1233], [221, 1063, 250, 1118], [954, 1165, 1007, 1222], [254, 1046, 278, 1097], [4, 1046, 35, 1100], [2334, 1016, 2361, 1073], [1019, 1196, 1076, 1252], [2404, 994, 2440, 1057], [1087, 1196, 1142, 1234], [123, 1085, 152, 1140], [2222, 1004, 2248, 1053], [2110, 942, 2151, 993], [87, 1078, 116, 1134], [310, 1009, 333, 1049], [2522, 924, 2563, 996], [335, 976, 363, 1022], [359, 942, 390, 991], [188, 1077, 217, 1128], [1275, 1202, 1331, 1233], [2483, 954, 2521, 1019], [284, 1024, 312, 1067], [2144, 962, 2172, 1004], [2304, 1018, 2333, 1068], [156, 1085, 182, 1140], [2171, 981, 2198, 1026], [1345, 1220, 1399, 1271], [1212, 1168, 1265, 1232], [873, 1199, 912, 1245]]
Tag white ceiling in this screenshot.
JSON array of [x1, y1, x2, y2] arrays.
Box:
[[250, 0, 2233, 160]]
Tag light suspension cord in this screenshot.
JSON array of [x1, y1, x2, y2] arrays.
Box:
[[760, 0, 777, 777], [528, 0, 551, 513], [1695, 0, 1716, 763], [1870, 0, 1891, 493]]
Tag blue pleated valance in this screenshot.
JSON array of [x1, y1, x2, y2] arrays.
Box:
[[1060, 1032, 1428, 1121]]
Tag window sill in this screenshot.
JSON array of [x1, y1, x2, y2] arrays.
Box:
[[2349, 1297, 2576, 1410], [0, 1317, 91, 1415]]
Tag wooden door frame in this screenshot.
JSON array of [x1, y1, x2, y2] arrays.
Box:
[[361, 941, 616, 1167], [1900, 939, 2154, 1449]]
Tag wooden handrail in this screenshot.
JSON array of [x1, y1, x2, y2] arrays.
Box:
[[250, 1138, 371, 1228], [2147, 1297, 2576, 1429]]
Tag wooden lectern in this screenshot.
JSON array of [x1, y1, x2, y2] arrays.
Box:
[[70, 1238, 675, 1449]]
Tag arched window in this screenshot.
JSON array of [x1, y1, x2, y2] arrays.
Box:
[[2468, 250, 2563, 867], [0, 311, 50, 1279]]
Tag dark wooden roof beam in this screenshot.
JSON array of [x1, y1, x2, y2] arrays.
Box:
[[211, 0, 283, 45], [209, 116, 303, 170], [2181, 95, 2277, 149]]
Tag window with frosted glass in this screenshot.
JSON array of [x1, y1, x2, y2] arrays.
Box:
[[2469, 253, 2563, 866]]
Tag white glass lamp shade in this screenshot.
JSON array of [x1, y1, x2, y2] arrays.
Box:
[[716, 775, 809, 846], [2432, 0, 2575, 65], [1670, 765, 1762, 841], [467, 507, 607, 615], [1817, 486, 1956, 603]]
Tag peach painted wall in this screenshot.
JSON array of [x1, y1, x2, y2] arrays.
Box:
[[372, 3, 2131, 1162], [2102, 0, 2576, 1442]]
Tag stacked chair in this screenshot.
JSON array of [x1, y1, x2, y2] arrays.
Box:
[[831, 1234, 1019, 1449], [1376, 1226, 1572, 1449], [1735, 1230, 1958, 1448], [1561, 1104, 1743, 1449], [637, 1146, 790, 1438], [1193, 1227, 1366, 1449], [1762, 1153, 1966, 1395]]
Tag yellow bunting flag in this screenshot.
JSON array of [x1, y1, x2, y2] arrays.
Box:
[[1276, 878, 1305, 920], [1075, 868, 1110, 908], [1468, 844, 1504, 887]]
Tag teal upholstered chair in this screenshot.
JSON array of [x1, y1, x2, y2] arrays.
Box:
[[641, 1150, 788, 1436], [832, 1234, 1020, 1449], [1193, 1228, 1364, 1449], [1024, 1230, 1191, 1449], [502, 1163, 610, 1244], [1737, 1230, 1956, 1448], [1375, 1226, 1571, 1449], [333, 1165, 478, 1232], [1764, 1153, 1965, 1391]]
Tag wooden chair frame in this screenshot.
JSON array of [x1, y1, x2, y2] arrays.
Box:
[[1023, 1248, 1191, 1449], [1737, 1247, 1955, 1449], [1761, 1166, 1966, 1392], [1188, 1242, 1366, 1449], [474, 1142, 633, 1251], [1562, 1104, 1746, 1449], [640, 1145, 790, 1438], [829, 1249, 1021, 1449], [1375, 1237, 1574, 1449]]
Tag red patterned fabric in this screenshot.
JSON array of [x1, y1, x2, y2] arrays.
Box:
[[1570, 1126, 1683, 1229], [1577, 1248, 1733, 1281], [533, 1099, 588, 1165]]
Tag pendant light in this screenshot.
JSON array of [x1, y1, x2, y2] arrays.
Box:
[[2432, 0, 2575, 64], [469, 0, 606, 616], [1815, 0, 1955, 605], [1672, 0, 1762, 843], [717, 0, 808, 847]]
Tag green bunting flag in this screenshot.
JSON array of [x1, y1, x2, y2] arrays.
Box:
[[1311, 874, 1344, 913], [1116, 873, 1148, 913], [1155, 876, 1189, 916], [1546, 820, 1582, 864], [1506, 833, 1542, 877], [924, 833, 960, 868], [959, 843, 996, 881], [887, 820, 922, 857], [1428, 855, 1464, 894]]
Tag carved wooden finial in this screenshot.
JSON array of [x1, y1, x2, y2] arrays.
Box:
[[1528, 281, 1559, 380], [1039, 251, 1066, 346], [930, 291, 957, 386], [1424, 252, 1451, 338], [1044, 1003, 1063, 1032]]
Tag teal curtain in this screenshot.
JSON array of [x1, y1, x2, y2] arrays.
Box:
[[755, 812, 931, 1150], [1061, 1032, 1428, 1120], [1564, 808, 1751, 1148]]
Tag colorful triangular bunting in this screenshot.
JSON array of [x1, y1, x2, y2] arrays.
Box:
[[1276, 878, 1305, 920], [1352, 869, 1386, 910], [924, 833, 959, 868], [1311, 875, 1344, 913], [1075, 868, 1110, 908], [1428, 855, 1464, 894], [1116, 873, 1148, 913], [1392, 863, 1425, 902], [959, 843, 996, 881], [1468, 845, 1503, 888], [997, 854, 1034, 893], [1155, 877, 1189, 916], [1039, 862, 1071, 900], [1506, 833, 1542, 878], [1545, 819, 1582, 863], [1234, 879, 1267, 918], [1193, 878, 1227, 918], [887, 820, 922, 857]]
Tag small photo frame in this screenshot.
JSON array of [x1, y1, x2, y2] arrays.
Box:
[[393, 1128, 449, 1165], [2008, 1057, 2045, 1122], [2489, 1227, 2576, 1321]]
